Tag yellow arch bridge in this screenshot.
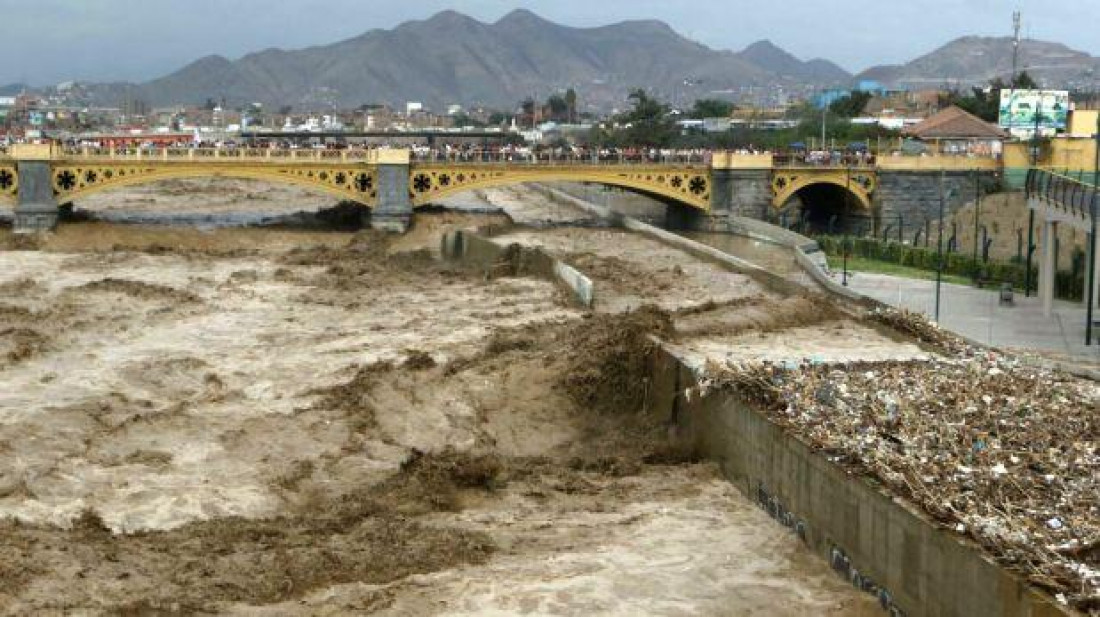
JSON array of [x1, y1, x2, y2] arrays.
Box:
[[0, 145, 1000, 233]]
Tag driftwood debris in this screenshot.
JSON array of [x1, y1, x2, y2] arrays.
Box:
[[708, 310, 1099, 611]]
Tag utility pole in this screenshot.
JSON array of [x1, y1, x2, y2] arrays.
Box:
[[821, 97, 827, 153], [1011, 11, 1022, 86], [935, 170, 946, 322], [1031, 94, 1043, 166], [1087, 110, 1099, 345]]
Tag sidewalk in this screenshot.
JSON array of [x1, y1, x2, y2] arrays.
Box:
[[844, 271, 1100, 366]]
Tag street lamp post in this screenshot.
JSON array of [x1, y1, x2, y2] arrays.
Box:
[[842, 235, 850, 287], [972, 169, 982, 263]]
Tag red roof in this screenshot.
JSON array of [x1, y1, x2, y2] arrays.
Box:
[[904, 106, 1007, 140]]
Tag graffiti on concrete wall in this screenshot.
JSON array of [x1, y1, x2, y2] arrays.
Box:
[[755, 481, 905, 616]]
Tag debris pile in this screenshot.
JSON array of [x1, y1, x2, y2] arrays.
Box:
[[559, 306, 675, 415], [710, 353, 1099, 611], [866, 307, 969, 355]]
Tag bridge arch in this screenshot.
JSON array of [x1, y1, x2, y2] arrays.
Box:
[[48, 163, 380, 207], [772, 172, 875, 233], [407, 165, 712, 212]]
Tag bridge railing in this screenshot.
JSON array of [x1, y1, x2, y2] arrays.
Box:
[[409, 150, 711, 166], [1026, 167, 1097, 222], [771, 161, 877, 170], [56, 146, 379, 163]]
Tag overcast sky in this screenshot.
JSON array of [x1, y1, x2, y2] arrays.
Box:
[[2, 0, 1098, 86]]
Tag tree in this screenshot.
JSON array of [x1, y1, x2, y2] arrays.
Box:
[[689, 98, 735, 119], [546, 94, 569, 122], [520, 97, 537, 127], [828, 91, 872, 118], [1013, 71, 1038, 90], [451, 113, 486, 128], [938, 72, 1041, 123], [564, 88, 578, 123], [487, 112, 512, 126], [615, 89, 678, 147], [203, 98, 218, 111]]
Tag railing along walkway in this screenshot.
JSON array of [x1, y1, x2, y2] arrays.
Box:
[[1026, 168, 1098, 228], [51, 147, 378, 163]]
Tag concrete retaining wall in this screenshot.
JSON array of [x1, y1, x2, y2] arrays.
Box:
[[646, 348, 1070, 617], [441, 229, 594, 308], [538, 182, 668, 226]]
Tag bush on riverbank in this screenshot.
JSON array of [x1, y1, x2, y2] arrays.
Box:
[[816, 236, 1086, 301]]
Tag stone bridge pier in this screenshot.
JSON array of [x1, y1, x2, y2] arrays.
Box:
[[369, 149, 413, 233], [10, 145, 60, 233]]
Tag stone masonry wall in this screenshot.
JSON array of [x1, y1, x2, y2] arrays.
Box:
[[876, 171, 1001, 227]]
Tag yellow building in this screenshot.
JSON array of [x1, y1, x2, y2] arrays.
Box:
[[1003, 108, 1098, 187], [1048, 109, 1098, 172]]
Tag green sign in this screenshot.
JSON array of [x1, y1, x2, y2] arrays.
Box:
[[999, 89, 1069, 137]]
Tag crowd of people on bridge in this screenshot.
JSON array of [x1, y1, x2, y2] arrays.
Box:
[[408, 143, 712, 164], [3, 138, 950, 169]]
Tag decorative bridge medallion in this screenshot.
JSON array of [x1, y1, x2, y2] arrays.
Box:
[[0, 164, 17, 204]]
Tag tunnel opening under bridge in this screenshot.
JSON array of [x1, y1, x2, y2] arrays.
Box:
[[779, 183, 871, 236]]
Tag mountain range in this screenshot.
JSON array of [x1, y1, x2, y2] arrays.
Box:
[[7, 10, 1099, 112], [857, 36, 1100, 91]]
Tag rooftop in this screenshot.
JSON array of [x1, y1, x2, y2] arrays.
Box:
[[905, 105, 1008, 140]]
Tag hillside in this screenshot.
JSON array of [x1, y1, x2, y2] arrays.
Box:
[[78, 9, 850, 111], [858, 36, 1100, 90], [739, 40, 850, 83]]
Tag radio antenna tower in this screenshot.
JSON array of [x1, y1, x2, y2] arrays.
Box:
[[1011, 10, 1022, 86]]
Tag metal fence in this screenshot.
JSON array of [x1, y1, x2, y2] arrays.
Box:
[[1025, 168, 1097, 225]]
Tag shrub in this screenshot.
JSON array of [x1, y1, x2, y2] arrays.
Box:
[[815, 235, 1085, 299]]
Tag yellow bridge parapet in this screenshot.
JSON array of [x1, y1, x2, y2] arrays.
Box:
[[875, 155, 1000, 171]]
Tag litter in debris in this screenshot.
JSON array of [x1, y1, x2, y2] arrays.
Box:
[[708, 310, 1099, 611]]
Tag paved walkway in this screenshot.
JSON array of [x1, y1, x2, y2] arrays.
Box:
[[844, 271, 1100, 366]]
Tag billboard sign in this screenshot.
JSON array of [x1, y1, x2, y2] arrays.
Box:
[[999, 89, 1069, 138]]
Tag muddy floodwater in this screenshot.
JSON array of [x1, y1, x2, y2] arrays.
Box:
[[0, 179, 890, 615]]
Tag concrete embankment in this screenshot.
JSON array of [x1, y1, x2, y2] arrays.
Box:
[[441, 229, 594, 308], [645, 348, 1072, 617], [530, 182, 869, 300]]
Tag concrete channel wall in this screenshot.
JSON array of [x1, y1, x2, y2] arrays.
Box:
[[537, 185, 816, 298], [540, 183, 885, 305], [647, 348, 1069, 617], [441, 229, 594, 308]]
